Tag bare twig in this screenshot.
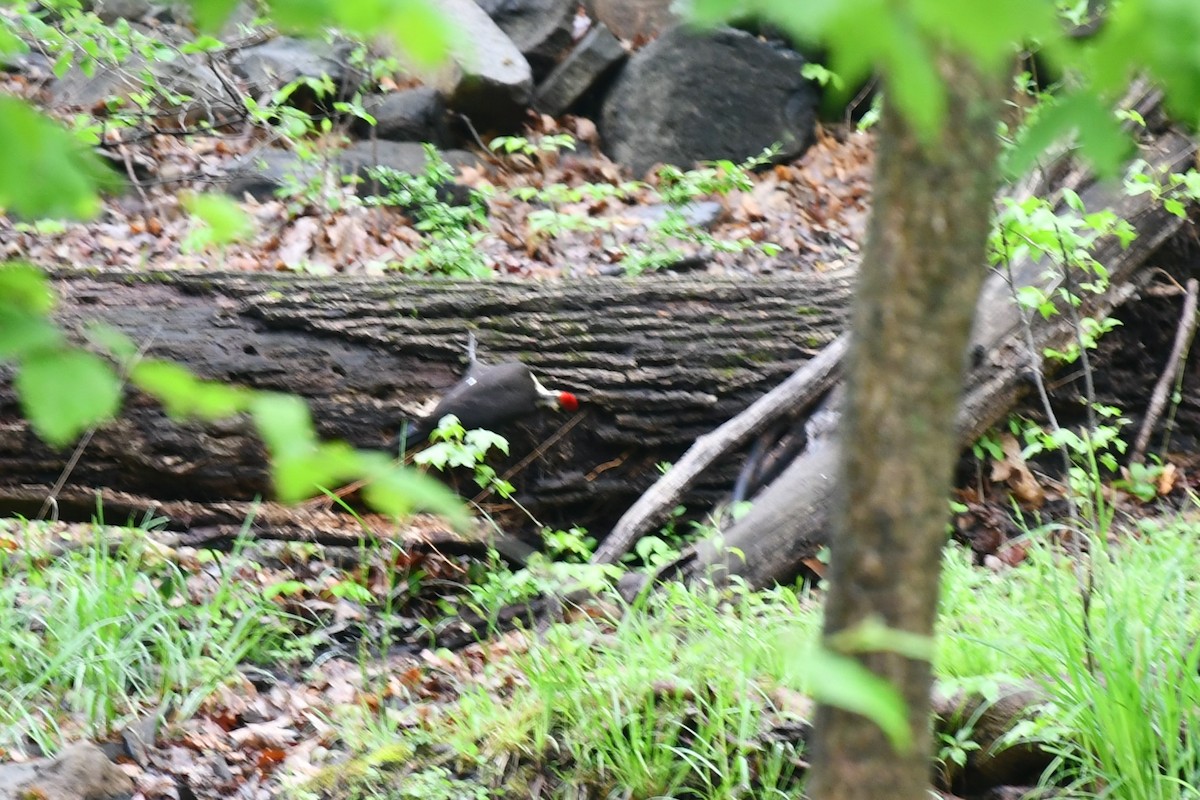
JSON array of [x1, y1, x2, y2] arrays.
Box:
[[118, 144, 151, 206], [1132, 277, 1200, 464], [471, 410, 587, 505], [999, 233, 1077, 526]]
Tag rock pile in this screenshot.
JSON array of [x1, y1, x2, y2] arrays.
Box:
[[24, 0, 825, 195]]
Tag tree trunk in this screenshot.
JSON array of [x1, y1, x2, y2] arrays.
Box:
[[806, 58, 1005, 798], [0, 271, 850, 533]]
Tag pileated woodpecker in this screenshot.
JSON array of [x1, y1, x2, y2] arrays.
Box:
[[399, 335, 579, 446]]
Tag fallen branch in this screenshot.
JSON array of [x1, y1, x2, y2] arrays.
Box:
[[1131, 277, 1199, 464], [592, 335, 847, 564]]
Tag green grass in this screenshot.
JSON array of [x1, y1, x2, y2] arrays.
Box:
[[938, 517, 1200, 798], [0, 519, 309, 753], [8, 507, 1200, 800], [319, 580, 821, 799], [318, 513, 1200, 800]]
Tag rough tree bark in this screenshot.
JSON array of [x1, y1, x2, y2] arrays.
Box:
[[0, 271, 850, 532], [805, 57, 1006, 798]]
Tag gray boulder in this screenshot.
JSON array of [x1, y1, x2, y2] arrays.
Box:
[[223, 149, 320, 201], [337, 140, 479, 195], [89, 0, 168, 22], [0, 742, 133, 800], [222, 142, 479, 201], [474, 0, 578, 79], [230, 36, 366, 102], [351, 87, 452, 146], [423, 0, 532, 129], [600, 25, 819, 176], [88, 0, 258, 29], [533, 22, 626, 116], [586, 0, 678, 42]]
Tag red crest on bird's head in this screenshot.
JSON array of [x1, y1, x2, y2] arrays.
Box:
[[558, 391, 580, 412]]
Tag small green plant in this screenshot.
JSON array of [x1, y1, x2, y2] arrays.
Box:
[[243, 77, 380, 218], [971, 428, 1006, 461], [620, 148, 783, 275], [988, 188, 1141, 527], [416, 582, 820, 798], [1112, 458, 1165, 503], [489, 136, 782, 274], [457, 529, 621, 630], [490, 133, 576, 159], [366, 146, 492, 277], [1124, 160, 1200, 220], [494, 134, 641, 257], [801, 62, 843, 90], [934, 714, 982, 787], [413, 414, 514, 497]]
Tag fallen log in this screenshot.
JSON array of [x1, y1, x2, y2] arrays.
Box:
[[0, 270, 852, 539]]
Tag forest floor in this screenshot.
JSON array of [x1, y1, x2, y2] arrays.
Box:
[[4, 49, 1200, 800]]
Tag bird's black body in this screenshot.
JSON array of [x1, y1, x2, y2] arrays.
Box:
[[395, 333, 577, 449], [404, 360, 545, 444]]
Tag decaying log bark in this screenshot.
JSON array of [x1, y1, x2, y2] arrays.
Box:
[[662, 126, 1198, 589], [0, 271, 851, 535]]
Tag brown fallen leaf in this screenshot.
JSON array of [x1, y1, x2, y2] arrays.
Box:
[[994, 538, 1031, 567], [769, 686, 814, 720], [276, 216, 321, 269], [229, 718, 299, 748], [1158, 462, 1178, 495], [990, 433, 1045, 507]]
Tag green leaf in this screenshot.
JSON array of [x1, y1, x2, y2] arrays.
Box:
[[0, 309, 62, 358], [265, 0, 450, 66], [361, 0, 453, 68], [187, 0, 243, 32], [0, 263, 55, 314], [414, 441, 453, 470], [132, 360, 251, 420], [826, 616, 935, 662], [181, 191, 255, 251], [1091, 0, 1200, 128], [249, 393, 315, 458], [464, 428, 509, 456], [880, 19, 946, 143], [363, 461, 469, 528], [249, 394, 363, 502], [16, 348, 121, 446], [911, 0, 1054, 72], [0, 96, 121, 219], [806, 645, 914, 752], [1005, 92, 1131, 180], [1163, 197, 1186, 218], [685, 0, 743, 27], [84, 323, 139, 362], [271, 441, 363, 504], [263, 580, 307, 598], [330, 579, 374, 603], [181, 35, 227, 54], [0, 23, 26, 57]]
